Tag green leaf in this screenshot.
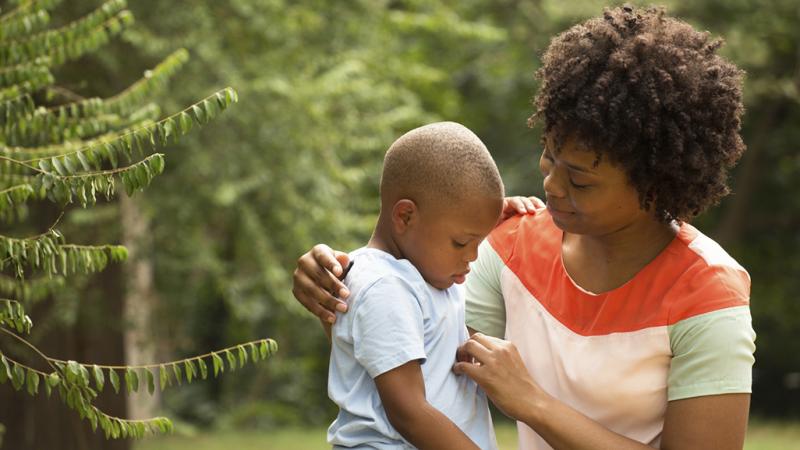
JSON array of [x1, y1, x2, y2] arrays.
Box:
[[76, 151, 92, 171], [172, 362, 182, 385], [12, 363, 25, 391], [109, 368, 120, 393], [211, 352, 223, 377], [192, 104, 205, 124], [51, 156, 67, 176], [146, 369, 155, 395], [225, 349, 237, 371], [238, 345, 247, 368], [38, 159, 52, 173], [259, 340, 268, 359], [63, 155, 77, 174], [197, 358, 208, 380], [66, 360, 80, 384], [178, 111, 192, 134], [125, 368, 138, 393], [0, 355, 10, 384], [159, 365, 169, 392], [26, 370, 39, 395], [250, 343, 259, 363], [45, 372, 60, 397], [92, 365, 105, 391], [184, 360, 195, 383]]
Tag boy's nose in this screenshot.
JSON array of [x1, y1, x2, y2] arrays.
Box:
[[464, 246, 479, 263]]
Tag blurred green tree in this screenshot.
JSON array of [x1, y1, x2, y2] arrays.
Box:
[[111, 0, 800, 425]]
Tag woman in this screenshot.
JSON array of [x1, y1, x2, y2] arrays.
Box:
[[292, 5, 755, 449]]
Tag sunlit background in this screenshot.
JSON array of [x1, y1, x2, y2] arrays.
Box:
[[0, 0, 797, 449]]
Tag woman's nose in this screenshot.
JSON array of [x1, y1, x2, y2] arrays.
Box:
[[543, 171, 567, 198]]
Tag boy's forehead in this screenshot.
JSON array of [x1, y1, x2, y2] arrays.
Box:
[[426, 195, 502, 229]]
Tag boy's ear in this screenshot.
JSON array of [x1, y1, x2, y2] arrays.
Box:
[[391, 199, 418, 234]]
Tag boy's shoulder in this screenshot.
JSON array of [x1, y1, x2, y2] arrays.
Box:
[[344, 247, 428, 301]]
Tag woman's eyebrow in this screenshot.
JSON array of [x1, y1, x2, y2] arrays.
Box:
[[565, 161, 595, 174]]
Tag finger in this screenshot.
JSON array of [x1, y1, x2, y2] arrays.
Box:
[[294, 268, 348, 314], [510, 197, 528, 214], [469, 332, 502, 348], [523, 197, 537, 212], [459, 338, 493, 364], [300, 251, 350, 302], [292, 278, 338, 323], [311, 244, 345, 277], [310, 300, 338, 324], [455, 345, 473, 363], [528, 196, 545, 209], [452, 361, 483, 380], [502, 198, 526, 218]]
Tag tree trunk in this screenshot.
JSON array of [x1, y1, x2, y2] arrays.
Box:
[[120, 195, 161, 420]]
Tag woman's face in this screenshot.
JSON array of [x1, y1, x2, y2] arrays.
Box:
[[538, 134, 654, 236]]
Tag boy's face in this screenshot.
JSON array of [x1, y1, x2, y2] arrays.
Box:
[[397, 195, 503, 290]]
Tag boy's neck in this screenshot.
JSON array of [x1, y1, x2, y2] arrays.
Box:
[[367, 214, 406, 260]]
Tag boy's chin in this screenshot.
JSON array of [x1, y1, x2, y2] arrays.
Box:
[[428, 278, 455, 290]]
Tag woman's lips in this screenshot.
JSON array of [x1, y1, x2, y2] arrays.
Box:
[[547, 203, 575, 220]]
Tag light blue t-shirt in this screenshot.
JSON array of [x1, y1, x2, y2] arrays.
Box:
[[328, 247, 497, 450]]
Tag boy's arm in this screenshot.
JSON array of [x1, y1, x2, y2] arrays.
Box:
[[375, 360, 481, 450]]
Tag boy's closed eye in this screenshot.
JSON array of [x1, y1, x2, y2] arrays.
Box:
[[452, 239, 468, 248]]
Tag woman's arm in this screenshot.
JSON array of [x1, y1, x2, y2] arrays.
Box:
[[454, 333, 750, 450], [376, 360, 481, 450]]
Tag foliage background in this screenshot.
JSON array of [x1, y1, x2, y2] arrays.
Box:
[[2, 0, 798, 444]]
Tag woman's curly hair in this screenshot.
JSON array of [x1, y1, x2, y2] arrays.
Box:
[[530, 4, 745, 222]]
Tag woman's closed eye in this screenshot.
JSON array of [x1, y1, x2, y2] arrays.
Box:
[[569, 179, 590, 189]]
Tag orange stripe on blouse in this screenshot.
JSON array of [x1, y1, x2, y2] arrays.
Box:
[[487, 211, 750, 336]]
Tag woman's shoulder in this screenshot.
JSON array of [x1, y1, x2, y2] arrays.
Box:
[[662, 223, 751, 324], [488, 207, 560, 263]]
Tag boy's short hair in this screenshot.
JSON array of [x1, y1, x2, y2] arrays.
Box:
[[380, 122, 504, 210]]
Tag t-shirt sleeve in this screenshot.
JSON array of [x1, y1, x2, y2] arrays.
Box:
[[464, 239, 506, 338], [351, 275, 426, 378], [667, 305, 756, 401]]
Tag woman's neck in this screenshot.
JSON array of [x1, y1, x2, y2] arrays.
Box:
[[562, 218, 679, 294]]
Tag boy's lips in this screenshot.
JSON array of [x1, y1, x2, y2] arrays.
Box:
[[453, 269, 470, 284]]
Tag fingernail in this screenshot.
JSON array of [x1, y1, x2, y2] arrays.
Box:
[[327, 315, 335, 324], [336, 302, 347, 312], [339, 288, 349, 298]]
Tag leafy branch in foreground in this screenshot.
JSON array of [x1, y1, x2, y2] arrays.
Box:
[[0, 301, 277, 439], [0, 0, 276, 443]]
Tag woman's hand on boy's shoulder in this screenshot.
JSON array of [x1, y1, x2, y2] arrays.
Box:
[[292, 244, 351, 324], [499, 196, 544, 223]]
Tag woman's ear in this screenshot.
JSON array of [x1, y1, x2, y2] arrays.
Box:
[[391, 199, 418, 234]]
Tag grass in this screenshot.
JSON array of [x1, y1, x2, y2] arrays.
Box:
[[135, 420, 800, 450]]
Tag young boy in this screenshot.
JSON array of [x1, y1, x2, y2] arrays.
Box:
[[327, 122, 503, 449]]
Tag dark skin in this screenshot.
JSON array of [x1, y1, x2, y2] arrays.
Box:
[[327, 191, 502, 449], [376, 361, 479, 450], [294, 195, 542, 325], [295, 137, 750, 449]]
